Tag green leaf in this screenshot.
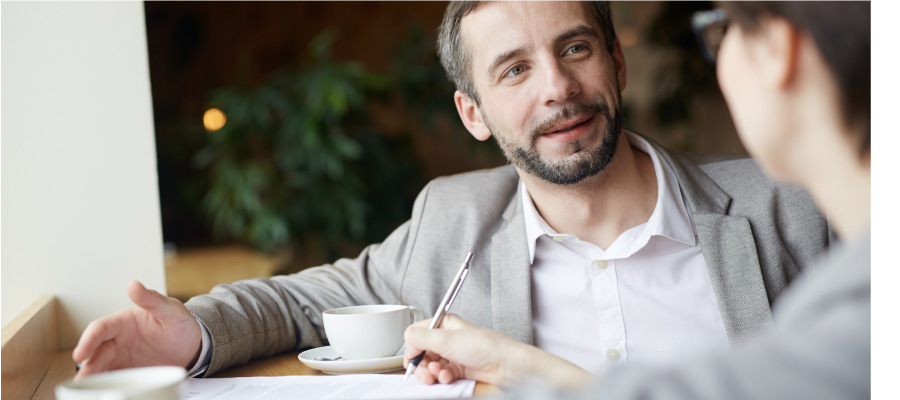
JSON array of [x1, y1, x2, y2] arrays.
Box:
[[332, 134, 362, 159]]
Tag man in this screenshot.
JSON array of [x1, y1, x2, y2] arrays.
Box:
[[402, 1, 870, 398], [73, 1, 830, 379]]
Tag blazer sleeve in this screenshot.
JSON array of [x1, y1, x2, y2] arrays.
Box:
[[184, 182, 433, 376]]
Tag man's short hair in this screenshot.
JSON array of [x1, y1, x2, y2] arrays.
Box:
[[723, 1, 870, 157], [437, 1, 618, 104]]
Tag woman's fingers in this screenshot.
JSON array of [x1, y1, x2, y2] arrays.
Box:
[[417, 358, 463, 385], [415, 360, 438, 384], [427, 359, 444, 377], [436, 313, 469, 329], [434, 359, 462, 384]]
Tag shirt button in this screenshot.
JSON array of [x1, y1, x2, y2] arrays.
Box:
[[552, 236, 565, 242], [593, 260, 608, 270], [607, 349, 620, 361]]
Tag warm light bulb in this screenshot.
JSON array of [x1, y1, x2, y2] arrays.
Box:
[[203, 108, 227, 132]]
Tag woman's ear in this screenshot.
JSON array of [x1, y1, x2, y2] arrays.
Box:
[[757, 17, 801, 90], [454, 91, 492, 141]]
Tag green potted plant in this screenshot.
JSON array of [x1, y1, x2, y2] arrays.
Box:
[[193, 30, 422, 261]]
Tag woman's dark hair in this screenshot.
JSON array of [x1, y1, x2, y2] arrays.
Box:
[[722, 1, 870, 157]]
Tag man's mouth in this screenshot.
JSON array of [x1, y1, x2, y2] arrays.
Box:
[[542, 115, 594, 135]]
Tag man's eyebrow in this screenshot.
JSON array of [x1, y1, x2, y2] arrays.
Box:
[[485, 25, 602, 79], [554, 25, 601, 48], [487, 47, 527, 79]]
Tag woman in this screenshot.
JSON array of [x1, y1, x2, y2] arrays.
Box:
[[403, 2, 870, 398]]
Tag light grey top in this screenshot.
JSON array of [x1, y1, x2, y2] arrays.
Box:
[[184, 133, 832, 376], [505, 230, 870, 400]]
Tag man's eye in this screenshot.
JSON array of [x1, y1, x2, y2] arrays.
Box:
[[505, 65, 526, 77], [567, 44, 586, 55]]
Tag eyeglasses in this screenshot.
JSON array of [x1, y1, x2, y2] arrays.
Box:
[[692, 9, 729, 64]]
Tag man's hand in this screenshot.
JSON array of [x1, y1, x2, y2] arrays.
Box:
[[402, 314, 591, 388], [72, 280, 202, 380]]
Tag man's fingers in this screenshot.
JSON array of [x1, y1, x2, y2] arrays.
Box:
[[75, 282, 149, 363], [72, 322, 102, 363], [126, 280, 179, 321], [73, 313, 125, 363], [74, 339, 118, 380], [126, 280, 161, 310]]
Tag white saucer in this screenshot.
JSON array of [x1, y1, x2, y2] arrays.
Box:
[[298, 346, 404, 375]]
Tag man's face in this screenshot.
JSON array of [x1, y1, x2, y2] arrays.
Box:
[[458, 1, 627, 185]]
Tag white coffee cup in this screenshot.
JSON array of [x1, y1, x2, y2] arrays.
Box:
[[323, 304, 424, 360], [55, 366, 186, 400]]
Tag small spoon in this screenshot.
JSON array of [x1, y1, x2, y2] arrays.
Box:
[[314, 356, 342, 361]]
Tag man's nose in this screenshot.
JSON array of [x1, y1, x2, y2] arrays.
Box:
[[540, 60, 580, 105]]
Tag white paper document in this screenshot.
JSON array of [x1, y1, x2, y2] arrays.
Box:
[[183, 375, 476, 400]]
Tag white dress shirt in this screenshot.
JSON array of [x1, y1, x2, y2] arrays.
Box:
[[187, 318, 212, 377], [526, 133, 730, 374]]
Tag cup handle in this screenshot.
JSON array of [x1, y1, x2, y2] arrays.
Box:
[[408, 306, 425, 323]]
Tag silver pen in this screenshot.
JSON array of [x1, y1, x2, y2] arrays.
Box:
[[403, 252, 474, 383]]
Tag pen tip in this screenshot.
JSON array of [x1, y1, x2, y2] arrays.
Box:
[[403, 363, 416, 383], [464, 252, 473, 264]]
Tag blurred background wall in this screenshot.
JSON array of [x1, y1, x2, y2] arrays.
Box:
[[1, 1, 164, 348], [146, 1, 743, 283]]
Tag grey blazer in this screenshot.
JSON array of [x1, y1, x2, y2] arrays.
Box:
[[185, 136, 831, 376]]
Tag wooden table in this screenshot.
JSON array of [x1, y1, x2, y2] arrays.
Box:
[[6, 297, 496, 399], [210, 351, 501, 397], [28, 351, 499, 399]]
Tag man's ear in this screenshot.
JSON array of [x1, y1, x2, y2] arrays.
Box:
[[758, 17, 801, 90], [454, 90, 492, 141], [610, 39, 627, 92]]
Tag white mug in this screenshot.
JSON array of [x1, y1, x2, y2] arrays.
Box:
[[323, 304, 424, 360], [55, 366, 186, 400]]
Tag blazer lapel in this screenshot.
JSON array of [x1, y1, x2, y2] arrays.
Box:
[[652, 139, 774, 345], [692, 214, 774, 344], [489, 187, 535, 345]]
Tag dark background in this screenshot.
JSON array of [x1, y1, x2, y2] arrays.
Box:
[[144, 1, 740, 272]]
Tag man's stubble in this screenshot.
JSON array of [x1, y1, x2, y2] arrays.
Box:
[[482, 90, 625, 186]]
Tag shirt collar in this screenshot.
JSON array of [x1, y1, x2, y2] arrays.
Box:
[[521, 132, 697, 264]]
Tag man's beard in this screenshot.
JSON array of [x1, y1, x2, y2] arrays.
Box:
[[484, 93, 624, 186]]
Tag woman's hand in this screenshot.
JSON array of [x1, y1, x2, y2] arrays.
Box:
[[402, 314, 592, 388]]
